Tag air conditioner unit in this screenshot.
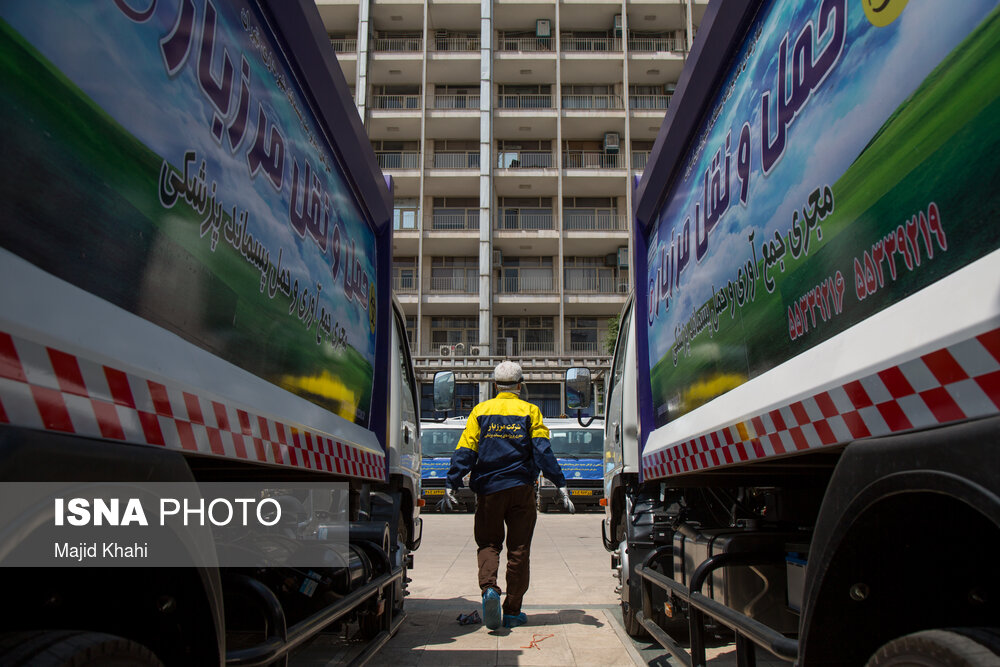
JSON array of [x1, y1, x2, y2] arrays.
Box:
[[439, 345, 452, 356], [470, 346, 481, 356], [603, 132, 620, 153], [492, 249, 503, 266], [617, 246, 629, 269], [454, 342, 466, 356], [612, 14, 623, 37], [535, 19, 551, 38]]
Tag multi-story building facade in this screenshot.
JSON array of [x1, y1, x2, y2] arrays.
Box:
[[317, 0, 707, 416]]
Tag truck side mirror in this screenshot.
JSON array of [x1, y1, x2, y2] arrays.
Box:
[[433, 371, 456, 413], [565, 367, 592, 409]]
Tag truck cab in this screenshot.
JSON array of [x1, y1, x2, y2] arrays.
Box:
[[537, 417, 605, 512], [419, 417, 476, 512]]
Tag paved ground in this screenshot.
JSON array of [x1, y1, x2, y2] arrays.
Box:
[[292, 511, 788, 666]]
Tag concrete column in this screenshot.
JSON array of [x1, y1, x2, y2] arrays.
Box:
[[479, 0, 494, 402], [356, 0, 372, 120]]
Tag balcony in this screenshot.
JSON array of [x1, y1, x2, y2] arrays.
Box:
[[496, 210, 554, 231], [329, 38, 357, 53], [562, 95, 624, 110], [392, 274, 419, 294], [496, 36, 552, 53], [370, 95, 421, 110], [563, 211, 627, 231], [430, 94, 480, 110], [496, 152, 552, 169], [562, 151, 624, 169], [375, 152, 420, 169], [564, 272, 623, 294], [632, 151, 651, 170], [628, 36, 682, 53], [629, 94, 671, 110], [560, 36, 622, 53], [493, 340, 556, 356], [495, 273, 556, 293], [432, 36, 480, 52], [566, 341, 601, 355], [373, 37, 423, 53], [431, 209, 479, 230], [496, 95, 553, 110], [426, 276, 478, 294], [431, 152, 480, 169]]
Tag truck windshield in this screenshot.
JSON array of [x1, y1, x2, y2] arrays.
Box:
[[548, 429, 604, 459], [421, 429, 462, 457]]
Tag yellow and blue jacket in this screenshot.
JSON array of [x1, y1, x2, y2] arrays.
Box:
[[447, 392, 567, 495]]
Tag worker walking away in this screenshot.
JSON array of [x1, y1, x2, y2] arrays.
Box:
[[443, 361, 575, 630]]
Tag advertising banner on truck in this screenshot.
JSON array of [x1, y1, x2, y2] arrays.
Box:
[[645, 0, 1000, 427], [0, 1, 379, 427]]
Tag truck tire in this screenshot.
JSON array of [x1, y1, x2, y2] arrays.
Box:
[[866, 629, 1000, 666], [0, 631, 163, 666], [618, 538, 649, 639], [358, 514, 408, 639]]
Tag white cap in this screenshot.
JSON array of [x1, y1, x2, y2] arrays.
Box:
[[494, 360, 523, 385]]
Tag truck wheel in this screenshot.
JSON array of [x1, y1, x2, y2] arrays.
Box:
[[618, 539, 649, 639], [0, 631, 163, 666], [358, 515, 408, 640], [866, 628, 1000, 666]]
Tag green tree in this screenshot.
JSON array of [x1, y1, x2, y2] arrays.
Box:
[[603, 314, 620, 355]]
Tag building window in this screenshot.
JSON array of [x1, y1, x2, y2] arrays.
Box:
[[405, 315, 416, 347], [523, 383, 561, 418], [420, 382, 477, 419], [393, 256, 418, 292], [392, 197, 418, 230], [567, 317, 601, 354], [430, 317, 478, 353], [497, 196, 553, 230], [430, 257, 477, 293], [496, 316, 554, 355]]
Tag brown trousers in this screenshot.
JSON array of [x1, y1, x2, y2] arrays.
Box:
[[475, 483, 537, 615]]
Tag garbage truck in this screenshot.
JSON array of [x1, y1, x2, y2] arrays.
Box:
[[568, 0, 1000, 664], [0, 1, 422, 664]]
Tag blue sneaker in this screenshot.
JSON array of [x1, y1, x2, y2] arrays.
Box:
[[482, 588, 502, 630], [502, 612, 527, 629]]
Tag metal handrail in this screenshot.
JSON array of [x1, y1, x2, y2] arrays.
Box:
[[562, 151, 623, 169], [561, 36, 622, 52], [432, 36, 480, 51], [628, 36, 681, 52], [492, 340, 557, 355], [430, 94, 480, 109], [426, 276, 478, 293], [494, 274, 557, 294], [392, 275, 418, 293], [496, 152, 552, 169], [631, 151, 651, 170], [431, 152, 479, 169], [496, 94, 553, 110], [329, 38, 357, 53], [561, 94, 624, 110], [563, 211, 627, 231], [496, 211, 554, 230], [370, 95, 421, 110], [564, 273, 619, 293], [372, 37, 423, 52], [629, 94, 671, 110], [496, 36, 552, 52], [430, 210, 479, 230], [375, 152, 420, 169]]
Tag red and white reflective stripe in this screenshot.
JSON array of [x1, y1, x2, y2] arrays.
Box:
[[0, 331, 386, 481], [642, 328, 1000, 480]]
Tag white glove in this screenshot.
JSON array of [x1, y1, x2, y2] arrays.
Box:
[[438, 488, 458, 512], [556, 487, 576, 514]]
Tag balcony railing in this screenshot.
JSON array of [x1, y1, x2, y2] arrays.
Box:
[[432, 152, 480, 169], [426, 276, 478, 293], [373, 37, 423, 52], [497, 211, 554, 230], [564, 273, 621, 293], [563, 211, 627, 231], [628, 36, 681, 52], [629, 94, 671, 110], [329, 38, 357, 53], [431, 209, 479, 230], [561, 94, 624, 110], [493, 339, 556, 356], [370, 95, 421, 110], [431, 94, 480, 109], [561, 36, 622, 52], [496, 151, 552, 168], [497, 95, 553, 110], [495, 273, 556, 293], [632, 151, 651, 170], [496, 36, 552, 52], [432, 36, 480, 52], [566, 341, 601, 355], [392, 275, 418, 293], [562, 151, 624, 169], [376, 152, 420, 169]]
